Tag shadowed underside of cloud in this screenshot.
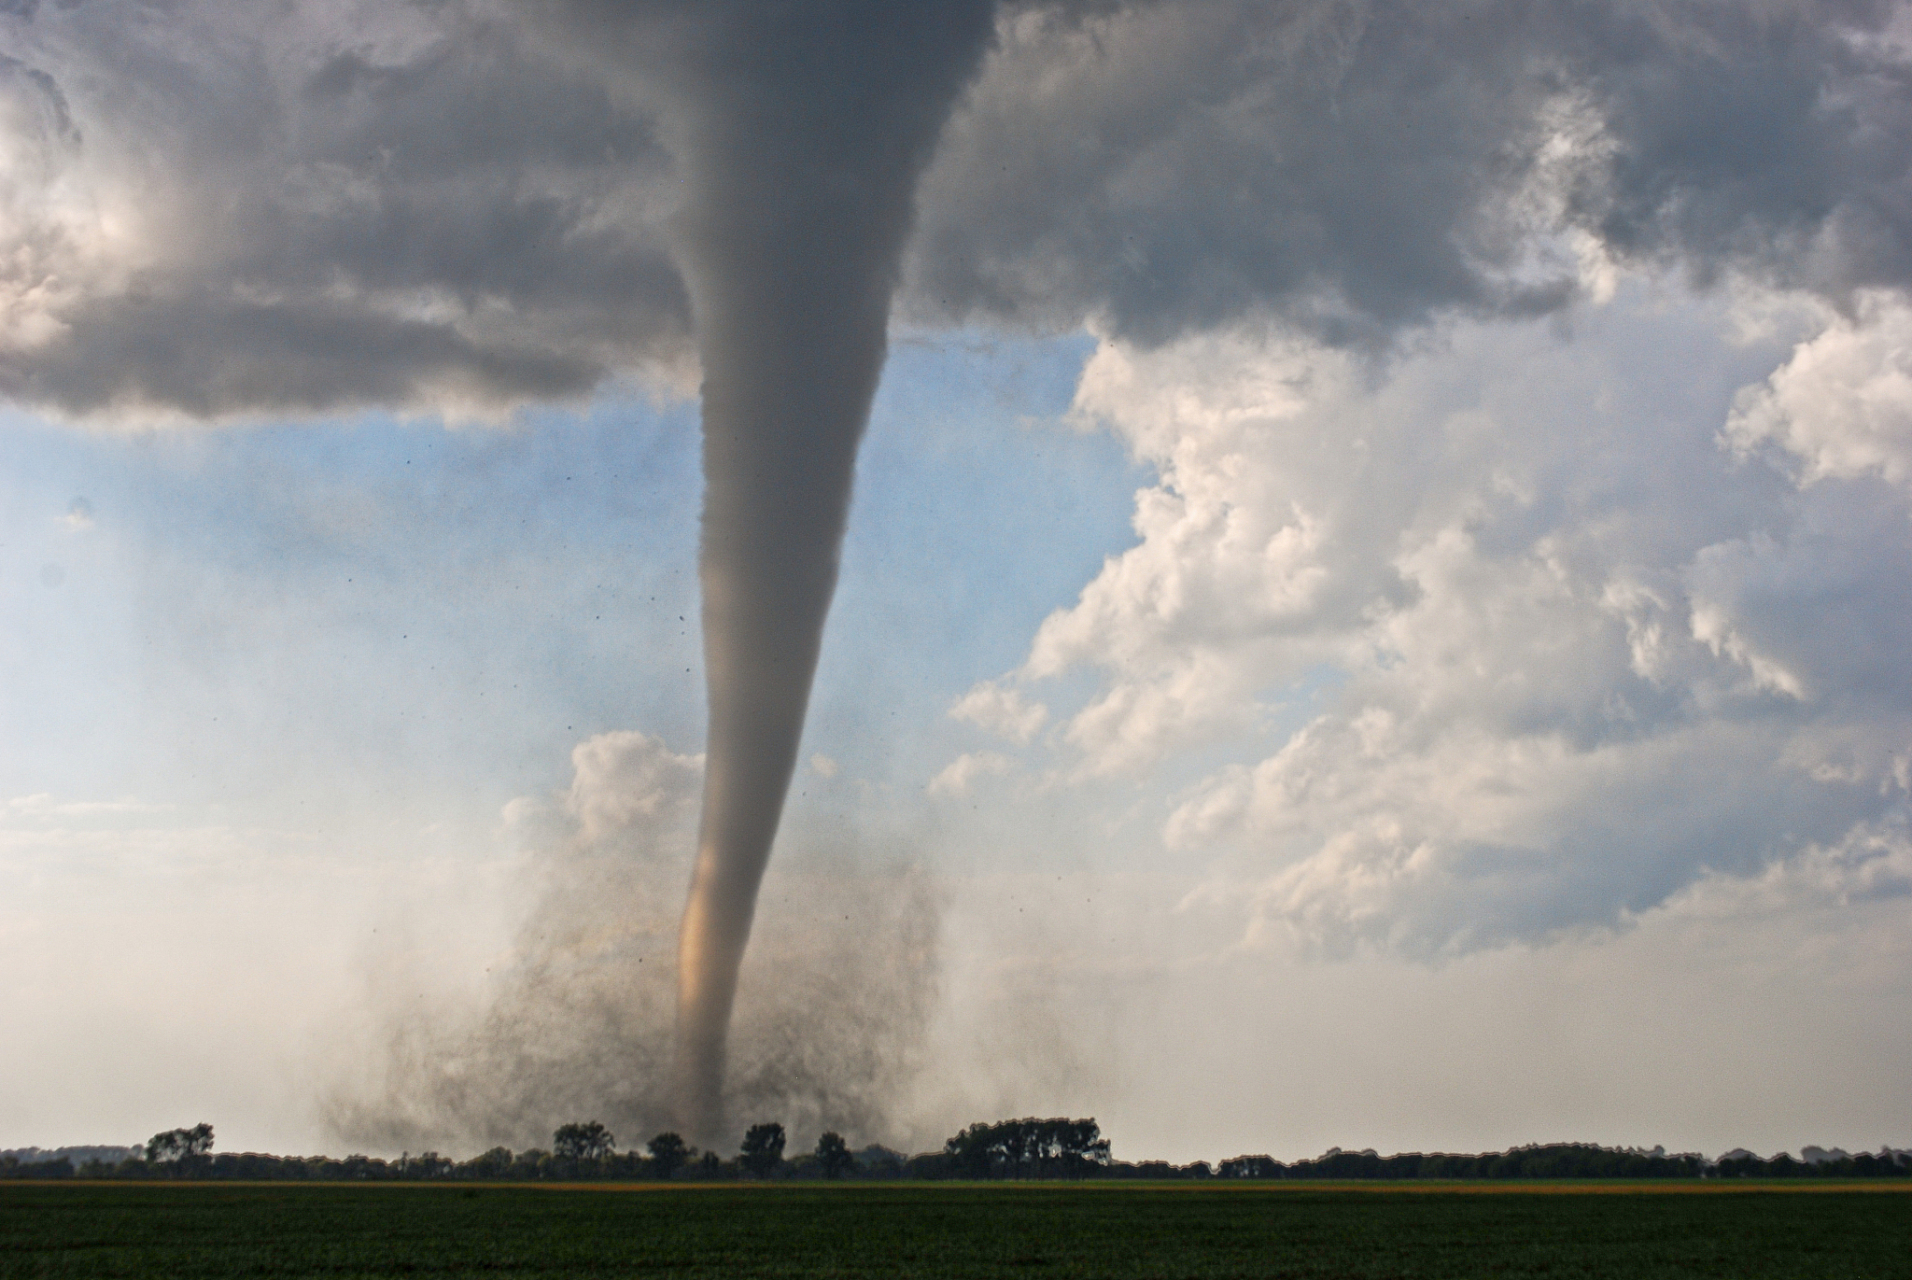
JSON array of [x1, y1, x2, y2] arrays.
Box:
[[0, 1, 1908, 417], [908, 0, 1912, 343], [0, 2, 694, 419]]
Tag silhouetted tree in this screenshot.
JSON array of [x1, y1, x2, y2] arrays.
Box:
[[466, 1147, 514, 1179], [397, 1151, 454, 1180], [553, 1121, 615, 1162], [942, 1118, 1110, 1179], [740, 1122, 786, 1179], [815, 1131, 853, 1179], [145, 1124, 214, 1168], [647, 1132, 690, 1180]]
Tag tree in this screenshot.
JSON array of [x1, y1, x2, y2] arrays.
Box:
[[145, 1124, 214, 1165], [468, 1147, 514, 1179], [942, 1118, 1110, 1179], [815, 1131, 854, 1180], [553, 1121, 615, 1162], [647, 1132, 690, 1180], [740, 1122, 786, 1179]]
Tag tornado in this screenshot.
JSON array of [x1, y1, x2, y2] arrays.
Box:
[[656, 1, 998, 1142]]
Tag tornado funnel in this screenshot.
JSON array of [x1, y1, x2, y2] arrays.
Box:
[[664, 1, 997, 1143]]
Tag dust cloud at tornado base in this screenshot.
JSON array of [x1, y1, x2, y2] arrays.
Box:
[[323, 733, 947, 1156]]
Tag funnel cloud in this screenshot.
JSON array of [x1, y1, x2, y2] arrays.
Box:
[[630, 1, 998, 1140]]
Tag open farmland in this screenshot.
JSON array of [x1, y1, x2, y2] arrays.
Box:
[[3, 1182, 1909, 1279]]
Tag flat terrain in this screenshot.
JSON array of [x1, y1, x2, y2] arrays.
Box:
[[3, 1182, 1909, 1278]]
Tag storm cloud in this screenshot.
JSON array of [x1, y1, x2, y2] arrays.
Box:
[[0, 2, 1907, 417], [910, 1, 1912, 342]]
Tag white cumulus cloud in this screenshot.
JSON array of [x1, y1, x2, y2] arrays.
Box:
[[1725, 294, 1912, 492], [562, 730, 702, 846], [1000, 287, 1912, 955], [949, 680, 1048, 744], [927, 751, 1012, 798]]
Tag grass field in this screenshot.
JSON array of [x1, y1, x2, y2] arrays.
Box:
[[3, 1182, 1909, 1278]]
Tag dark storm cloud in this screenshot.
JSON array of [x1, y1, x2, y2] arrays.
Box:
[[3, 2, 1909, 416], [0, 2, 691, 417], [907, 0, 1912, 344], [1565, 1, 1912, 294]]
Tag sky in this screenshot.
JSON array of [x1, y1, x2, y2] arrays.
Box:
[[3, 0, 1912, 1165]]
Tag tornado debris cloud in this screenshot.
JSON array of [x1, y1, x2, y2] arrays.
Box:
[[660, 1, 998, 1142]]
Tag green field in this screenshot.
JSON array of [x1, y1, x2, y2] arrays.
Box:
[[3, 1182, 1908, 1278]]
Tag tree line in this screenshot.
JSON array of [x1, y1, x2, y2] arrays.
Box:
[[1213, 1144, 1912, 1180], [5, 1121, 1908, 1182]]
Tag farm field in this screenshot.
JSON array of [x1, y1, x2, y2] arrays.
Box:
[[3, 1181, 1909, 1279]]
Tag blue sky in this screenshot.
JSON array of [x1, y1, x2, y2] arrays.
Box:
[[2, 331, 1127, 822]]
